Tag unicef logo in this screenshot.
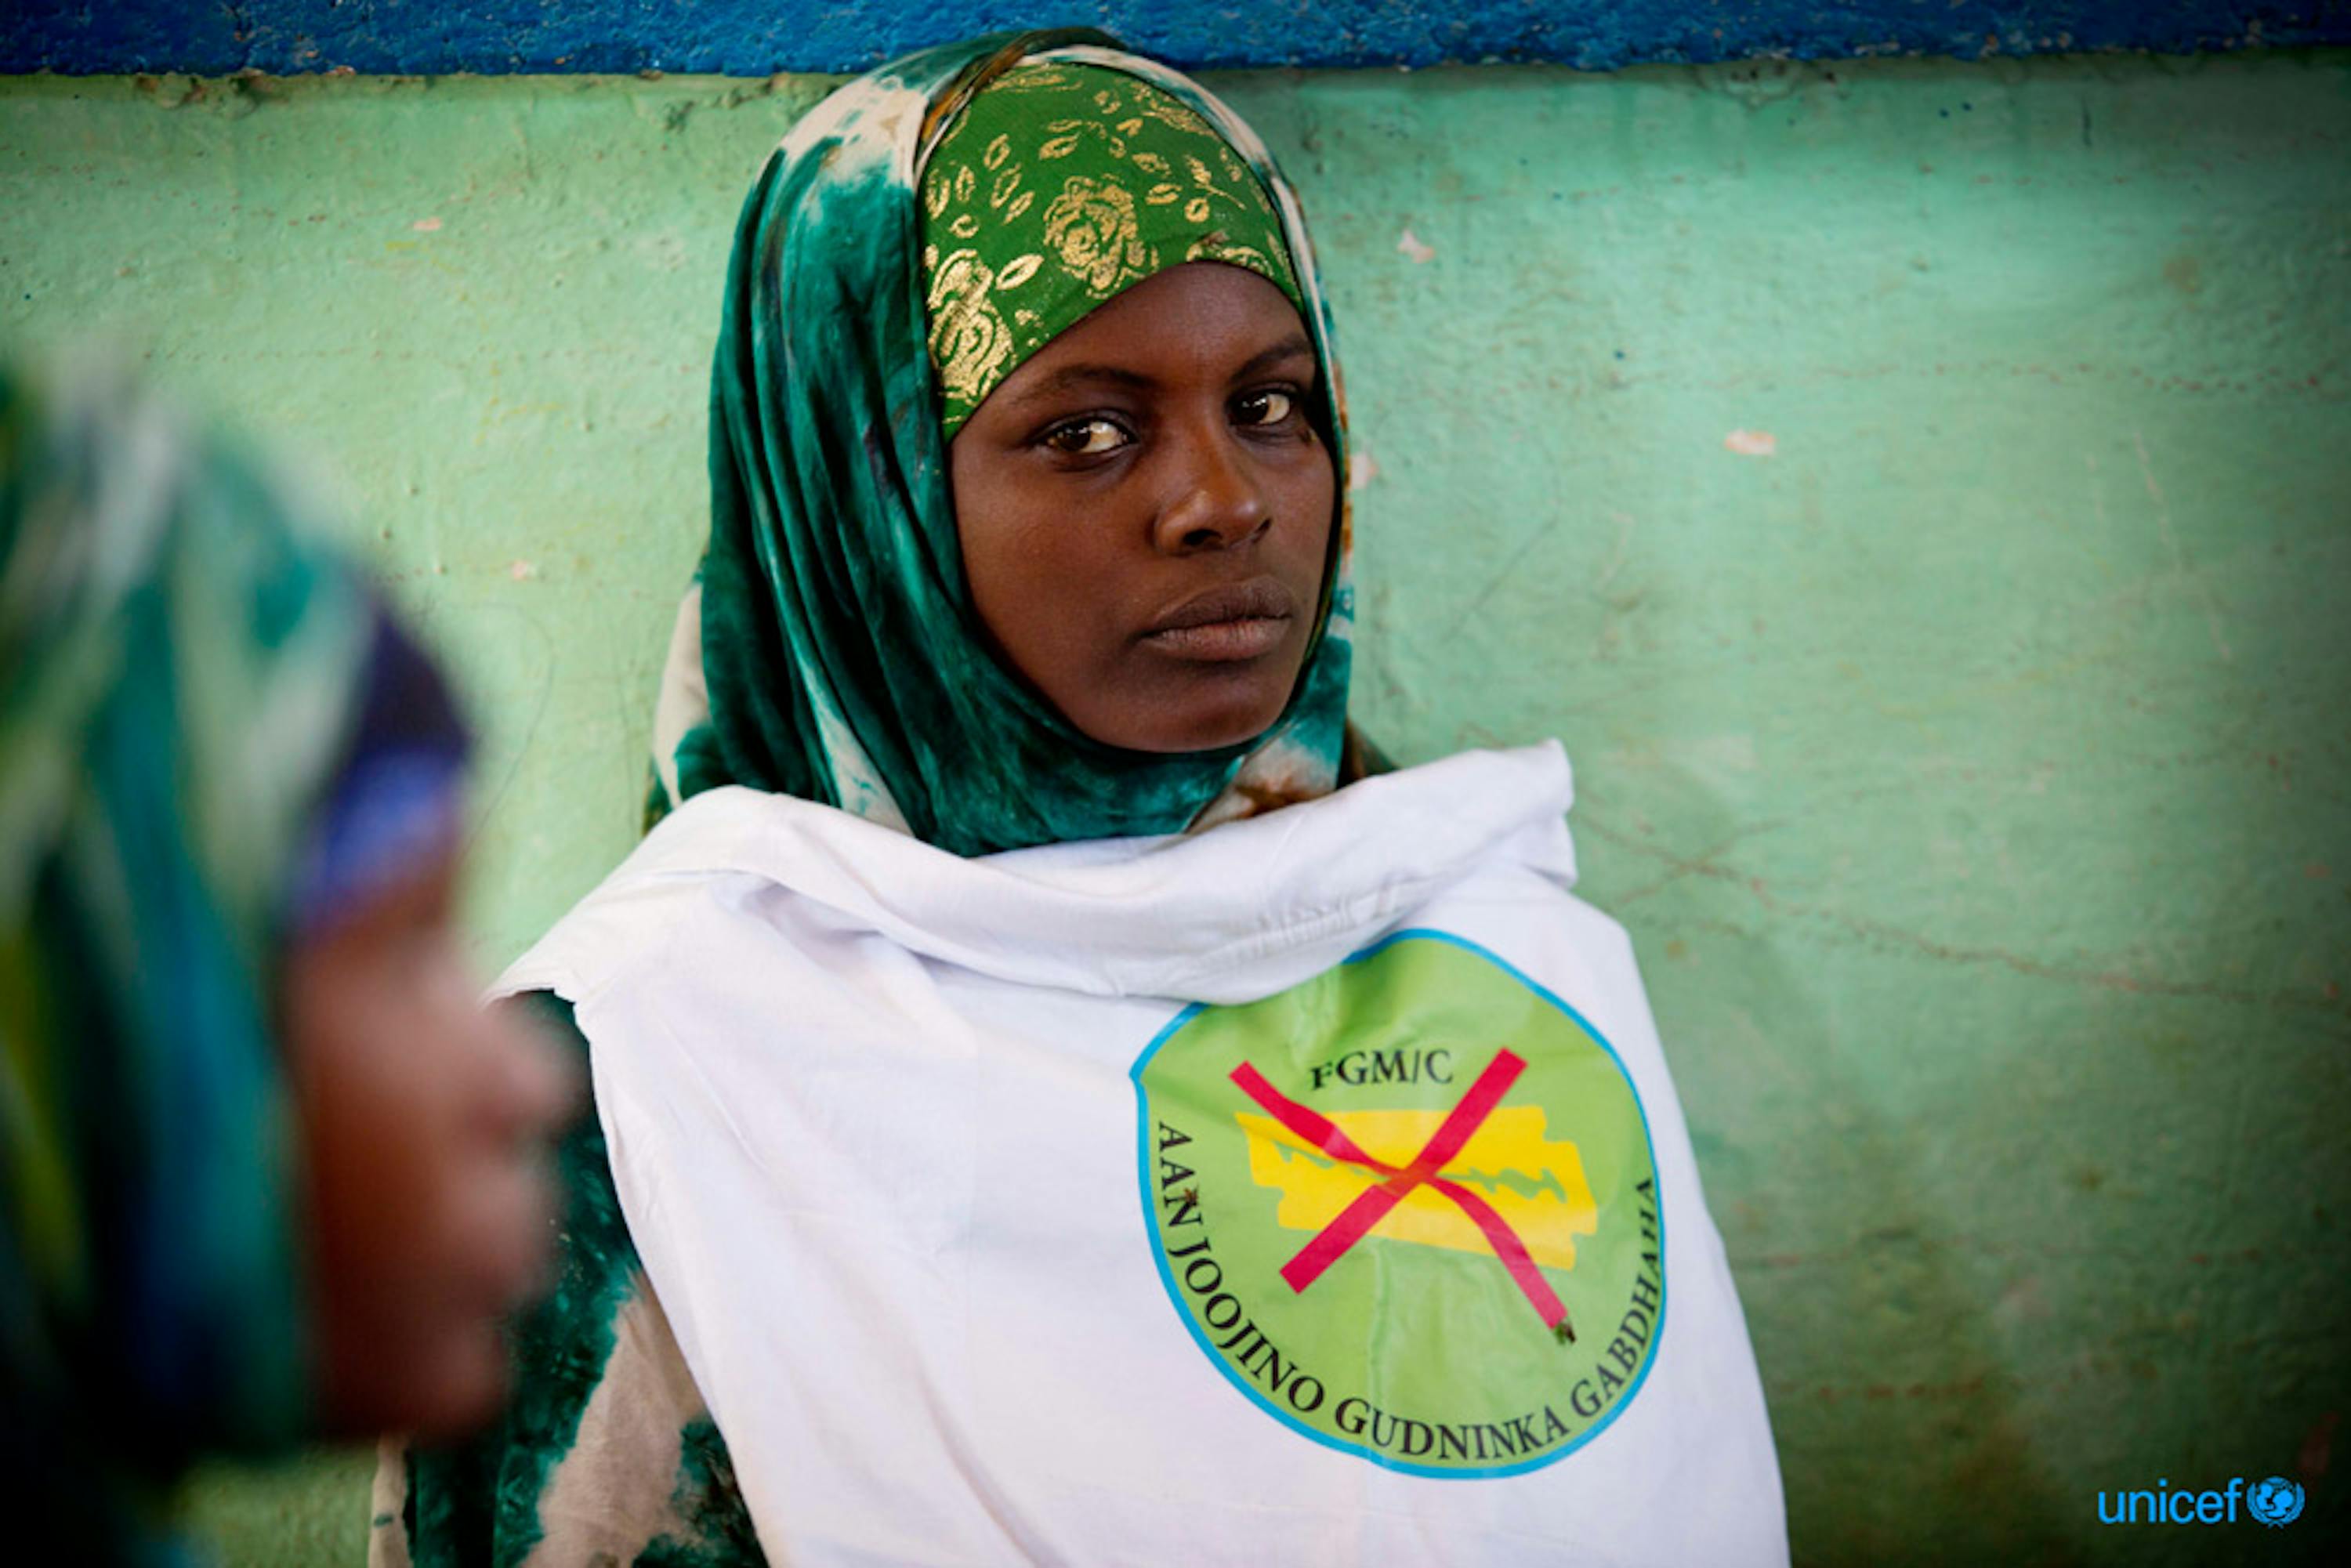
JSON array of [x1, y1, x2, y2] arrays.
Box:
[[2247, 1476, 2305, 1527], [2096, 1475, 2309, 1527]]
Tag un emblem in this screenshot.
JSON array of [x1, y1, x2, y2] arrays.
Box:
[[2247, 1475, 2305, 1527]]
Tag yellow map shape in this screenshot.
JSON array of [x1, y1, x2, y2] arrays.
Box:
[[1236, 1106, 1599, 1269]]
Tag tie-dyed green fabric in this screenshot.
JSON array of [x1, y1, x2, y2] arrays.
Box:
[[651, 27, 1356, 856], [922, 61, 1302, 437], [0, 358, 367, 1562]]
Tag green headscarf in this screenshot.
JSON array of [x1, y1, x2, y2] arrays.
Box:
[[0, 358, 365, 1556], [922, 61, 1303, 438], [650, 31, 1357, 856]]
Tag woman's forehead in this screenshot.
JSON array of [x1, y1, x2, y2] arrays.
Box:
[[965, 265, 1314, 428]]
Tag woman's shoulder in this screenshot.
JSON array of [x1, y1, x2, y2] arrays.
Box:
[[491, 792, 784, 1004]]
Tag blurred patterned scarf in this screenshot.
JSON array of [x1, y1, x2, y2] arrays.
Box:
[[647, 30, 1357, 856], [0, 358, 462, 1555]]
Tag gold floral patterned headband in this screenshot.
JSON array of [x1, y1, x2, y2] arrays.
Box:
[[920, 60, 1305, 438]]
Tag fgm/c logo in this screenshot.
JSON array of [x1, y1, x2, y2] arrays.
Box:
[[1132, 931, 1665, 1477]]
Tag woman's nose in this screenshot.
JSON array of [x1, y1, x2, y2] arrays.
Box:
[[1151, 427, 1270, 555], [472, 1000, 584, 1147]]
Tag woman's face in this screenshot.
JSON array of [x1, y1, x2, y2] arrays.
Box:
[[280, 842, 577, 1439], [950, 263, 1336, 754]]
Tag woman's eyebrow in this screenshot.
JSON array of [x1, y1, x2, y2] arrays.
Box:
[[1012, 363, 1157, 405], [1230, 335, 1316, 383], [1011, 335, 1317, 409]]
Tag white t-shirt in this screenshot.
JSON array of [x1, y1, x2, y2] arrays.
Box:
[[502, 743, 1787, 1566]]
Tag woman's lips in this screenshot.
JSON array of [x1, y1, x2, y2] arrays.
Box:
[[1139, 579, 1299, 663]]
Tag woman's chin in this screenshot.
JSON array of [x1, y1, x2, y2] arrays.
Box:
[[314, 1320, 512, 1443], [1094, 682, 1294, 754], [1063, 641, 1311, 754]]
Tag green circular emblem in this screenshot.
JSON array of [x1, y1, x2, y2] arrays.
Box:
[[1132, 930, 1665, 1477]]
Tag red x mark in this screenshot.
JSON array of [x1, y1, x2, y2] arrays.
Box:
[[1230, 1051, 1571, 1334]]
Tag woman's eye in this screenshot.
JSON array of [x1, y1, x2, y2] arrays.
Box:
[[1235, 389, 1296, 427], [1042, 418, 1131, 456]]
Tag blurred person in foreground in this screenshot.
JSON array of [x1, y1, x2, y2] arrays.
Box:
[[0, 357, 574, 1562]]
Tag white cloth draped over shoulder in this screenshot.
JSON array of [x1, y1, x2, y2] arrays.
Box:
[[498, 744, 1788, 1566]]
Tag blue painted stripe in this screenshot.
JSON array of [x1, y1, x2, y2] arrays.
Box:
[[5, 2, 2346, 77]]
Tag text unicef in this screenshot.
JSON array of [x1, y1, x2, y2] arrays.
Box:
[[2096, 1476, 2305, 1527]]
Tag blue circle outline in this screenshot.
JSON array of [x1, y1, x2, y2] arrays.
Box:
[[1128, 926, 1669, 1479]]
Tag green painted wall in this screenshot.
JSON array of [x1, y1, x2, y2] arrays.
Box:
[[4, 50, 2346, 1566]]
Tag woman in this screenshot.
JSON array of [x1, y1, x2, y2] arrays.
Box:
[[0, 358, 575, 1559], [389, 30, 1784, 1566]]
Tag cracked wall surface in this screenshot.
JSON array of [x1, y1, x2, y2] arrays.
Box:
[[2, 47, 2346, 1566]]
